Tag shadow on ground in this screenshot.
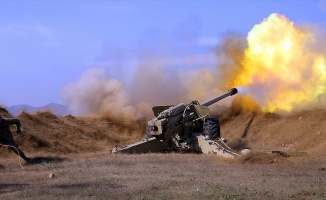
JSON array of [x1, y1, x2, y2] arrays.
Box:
[[26, 156, 68, 165], [0, 183, 29, 189], [53, 182, 126, 190], [0, 183, 30, 194]]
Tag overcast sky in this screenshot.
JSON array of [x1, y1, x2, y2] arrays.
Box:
[[0, 0, 325, 107]]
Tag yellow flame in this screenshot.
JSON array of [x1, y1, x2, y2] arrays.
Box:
[[233, 13, 326, 113]]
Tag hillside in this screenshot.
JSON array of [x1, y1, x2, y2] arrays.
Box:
[[0, 106, 325, 158], [1, 106, 326, 199], [220, 109, 326, 157]]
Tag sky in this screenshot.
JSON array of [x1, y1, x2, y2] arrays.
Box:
[[0, 0, 325, 107]]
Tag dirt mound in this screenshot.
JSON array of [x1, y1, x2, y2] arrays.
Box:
[[0, 107, 12, 118], [1, 106, 325, 159], [237, 151, 290, 165], [0, 108, 146, 157], [220, 109, 326, 157]]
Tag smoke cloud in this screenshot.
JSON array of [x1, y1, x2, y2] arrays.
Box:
[[62, 68, 141, 120], [229, 14, 326, 114], [62, 13, 326, 119], [62, 62, 234, 120]]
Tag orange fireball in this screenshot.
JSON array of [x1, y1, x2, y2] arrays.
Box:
[[233, 13, 326, 113]]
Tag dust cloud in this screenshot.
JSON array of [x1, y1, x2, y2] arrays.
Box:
[[62, 13, 326, 119], [62, 62, 240, 120], [62, 68, 141, 121]]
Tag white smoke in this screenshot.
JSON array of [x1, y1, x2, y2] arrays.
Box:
[[62, 67, 143, 120]]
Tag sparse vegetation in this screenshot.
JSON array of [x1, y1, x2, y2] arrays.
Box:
[[0, 108, 326, 199], [1, 153, 326, 199]]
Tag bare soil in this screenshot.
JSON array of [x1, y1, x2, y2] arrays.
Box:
[[0, 107, 325, 199]]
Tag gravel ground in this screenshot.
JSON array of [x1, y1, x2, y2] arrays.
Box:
[[1, 152, 325, 200]]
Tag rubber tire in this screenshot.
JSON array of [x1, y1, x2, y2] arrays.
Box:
[[203, 118, 220, 140]]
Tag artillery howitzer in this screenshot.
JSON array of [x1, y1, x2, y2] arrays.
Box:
[[112, 88, 240, 158]]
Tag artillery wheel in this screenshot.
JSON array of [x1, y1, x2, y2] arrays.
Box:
[[203, 118, 220, 140]]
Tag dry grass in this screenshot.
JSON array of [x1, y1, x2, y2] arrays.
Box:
[[1, 107, 326, 199], [1, 152, 325, 200]]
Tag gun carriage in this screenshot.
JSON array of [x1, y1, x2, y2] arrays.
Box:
[[112, 88, 239, 158]]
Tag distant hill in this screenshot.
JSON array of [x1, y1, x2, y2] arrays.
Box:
[[7, 103, 69, 116]]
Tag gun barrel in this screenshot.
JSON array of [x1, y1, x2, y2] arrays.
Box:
[[201, 88, 238, 107]]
